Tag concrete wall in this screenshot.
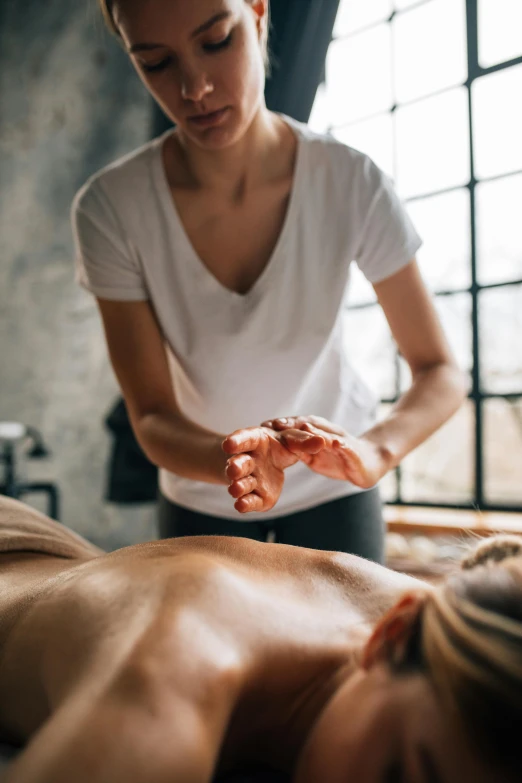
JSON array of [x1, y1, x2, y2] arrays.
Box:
[[0, 1, 158, 549]]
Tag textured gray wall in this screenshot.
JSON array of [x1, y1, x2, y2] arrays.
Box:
[[0, 1, 158, 549]]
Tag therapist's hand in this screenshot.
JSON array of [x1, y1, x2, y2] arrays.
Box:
[[223, 426, 324, 513], [261, 415, 388, 490]]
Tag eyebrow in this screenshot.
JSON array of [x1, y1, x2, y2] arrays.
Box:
[[418, 745, 443, 783], [129, 11, 232, 53]]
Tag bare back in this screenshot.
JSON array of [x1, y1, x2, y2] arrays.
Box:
[[0, 538, 418, 715], [0, 500, 424, 779]]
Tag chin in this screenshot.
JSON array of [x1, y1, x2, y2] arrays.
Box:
[[188, 125, 243, 151], [182, 100, 260, 151]]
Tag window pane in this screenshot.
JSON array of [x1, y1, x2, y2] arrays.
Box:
[[484, 397, 522, 506], [473, 64, 522, 180], [401, 400, 475, 503], [395, 0, 428, 9], [395, 87, 470, 197], [347, 262, 377, 306], [332, 113, 395, 179], [406, 189, 471, 292], [393, 0, 467, 105], [479, 0, 522, 68], [343, 305, 397, 399], [476, 173, 522, 286], [380, 468, 399, 503], [437, 294, 473, 390], [400, 293, 473, 393], [334, 0, 392, 37], [377, 404, 399, 502], [308, 83, 330, 134], [480, 284, 522, 394], [325, 25, 393, 127], [400, 356, 411, 393]]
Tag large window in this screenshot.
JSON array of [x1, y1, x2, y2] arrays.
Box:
[[310, 0, 522, 511]]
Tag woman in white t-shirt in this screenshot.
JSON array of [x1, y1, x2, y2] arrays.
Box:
[[72, 0, 466, 562]]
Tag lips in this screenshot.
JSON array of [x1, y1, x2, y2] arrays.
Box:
[[187, 107, 230, 128]]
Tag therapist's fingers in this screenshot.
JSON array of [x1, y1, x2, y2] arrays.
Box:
[[222, 427, 264, 455], [228, 476, 257, 499], [280, 429, 325, 453], [261, 417, 293, 430], [263, 416, 346, 437], [261, 418, 325, 447], [234, 493, 264, 514], [263, 416, 314, 433], [306, 415, 347, 436], [226, 453, 255, 480]]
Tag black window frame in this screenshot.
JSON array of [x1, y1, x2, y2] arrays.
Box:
[[319, 0, 522, 512]]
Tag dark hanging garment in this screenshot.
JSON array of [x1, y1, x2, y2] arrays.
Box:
[[104, 398, 158, 504], [264, 0, 340, 120]]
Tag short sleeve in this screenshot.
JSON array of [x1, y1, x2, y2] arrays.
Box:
[[71, 180, 148, 301], [354, 158, 422, 284]]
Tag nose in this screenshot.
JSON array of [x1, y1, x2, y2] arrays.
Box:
[[180, 65, 213, 102]]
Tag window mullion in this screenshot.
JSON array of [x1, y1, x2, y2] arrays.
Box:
[[466, 0, 484, 506]]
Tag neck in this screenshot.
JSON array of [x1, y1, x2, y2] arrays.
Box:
[[261, 639, 368, 772], [174, 105, 286, 198]]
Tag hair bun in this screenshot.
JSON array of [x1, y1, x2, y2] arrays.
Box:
[[461, 535, 522, 570]]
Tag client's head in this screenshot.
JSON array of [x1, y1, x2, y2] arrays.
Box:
[[295, 535, 522, 783]]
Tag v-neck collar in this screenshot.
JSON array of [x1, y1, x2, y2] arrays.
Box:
[[152, 114, 305, 301]]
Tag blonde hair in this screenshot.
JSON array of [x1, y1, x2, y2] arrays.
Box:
[[98, 0, 271, 67], [420, 536, 522, 775]]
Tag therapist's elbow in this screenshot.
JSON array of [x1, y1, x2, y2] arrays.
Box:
[[416, 359, 468, 411], [133, 408, 179, 467], [446, 362, 467, 411]]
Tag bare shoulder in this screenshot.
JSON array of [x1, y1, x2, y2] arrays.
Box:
[[115, 534, 323, 576], [320, 550, 428, 616], [0, 545, 244, 743], [106, 535, 426, 608], [2, 553, 235, 782]]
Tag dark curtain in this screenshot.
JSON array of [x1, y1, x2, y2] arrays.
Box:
[[109, 0, 340, 504], [264, 0, 339, 121]]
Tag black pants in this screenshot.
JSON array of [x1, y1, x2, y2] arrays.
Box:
[[158, 488, 384, 563]]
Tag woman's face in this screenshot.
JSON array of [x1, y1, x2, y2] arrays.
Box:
[[113, 0, 267, 149], [294, 664, 501, 783]]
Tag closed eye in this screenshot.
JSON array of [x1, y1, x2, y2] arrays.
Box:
[[140, 31, 232, 73], [141, 57, 172, 73], [203, 31, 233, 52]]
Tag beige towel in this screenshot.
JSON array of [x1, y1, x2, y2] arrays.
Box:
[[0, 496, 104, 560]]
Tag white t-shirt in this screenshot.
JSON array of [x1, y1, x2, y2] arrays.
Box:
[[72, 115, 421, 520]]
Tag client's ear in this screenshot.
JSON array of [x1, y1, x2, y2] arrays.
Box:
[[362, 592, 427, 670]]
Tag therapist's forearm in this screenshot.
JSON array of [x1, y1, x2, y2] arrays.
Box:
[[135, 410, 228, 485], [361, 361, 467, 471]]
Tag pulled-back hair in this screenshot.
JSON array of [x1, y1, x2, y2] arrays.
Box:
[[97, 0, 271, 67], [99, 0, 119, 37], [419, 536, 522, 777]]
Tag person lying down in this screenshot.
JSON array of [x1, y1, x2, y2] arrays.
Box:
[[0, 496, 521, 783]]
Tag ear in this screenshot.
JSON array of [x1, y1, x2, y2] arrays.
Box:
[[249, 0, 268, 32], [362, 592, 427, 671]]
